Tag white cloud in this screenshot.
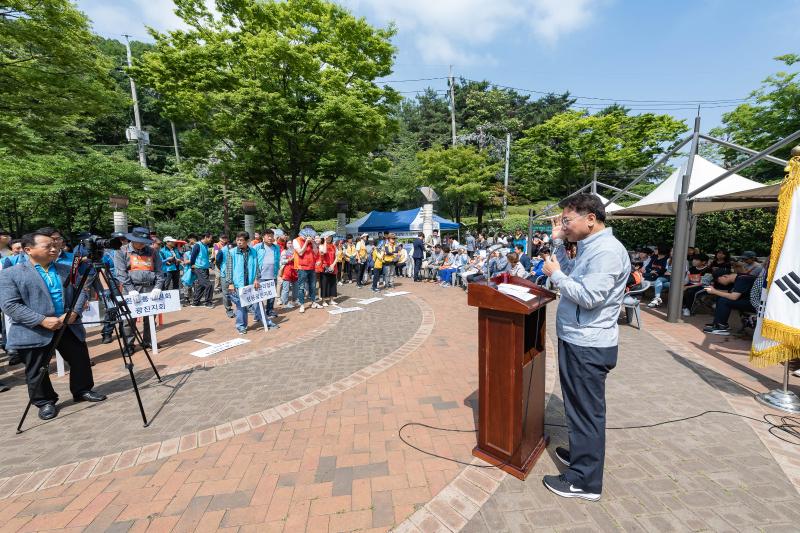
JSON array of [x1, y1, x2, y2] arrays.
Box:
[[350, 0, 602, 65], [76, 0, 215, 39]]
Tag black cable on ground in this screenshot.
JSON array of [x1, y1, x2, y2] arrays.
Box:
[[398, 410, 800, 469]]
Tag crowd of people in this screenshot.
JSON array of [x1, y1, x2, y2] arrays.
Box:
[[0, 220, 769, 416], [623, 243, 766, 336]]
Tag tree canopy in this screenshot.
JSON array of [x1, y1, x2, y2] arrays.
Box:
[[134, 0, 400, 234], [0, 0, 121, 154]]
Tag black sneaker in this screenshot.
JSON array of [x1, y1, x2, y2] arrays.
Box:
[[101, 336, 114, 345], [555, 447, 571, 467], [709, 325, 730, 336], [542, 474, 600, 501]]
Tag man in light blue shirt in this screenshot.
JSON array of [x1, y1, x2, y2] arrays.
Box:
[[541, 194, 629, 502]]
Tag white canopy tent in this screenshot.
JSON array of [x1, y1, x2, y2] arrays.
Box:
[[609, 155, 771, 218], [595, 193, 625, 215], [695, 181, 780, 206]]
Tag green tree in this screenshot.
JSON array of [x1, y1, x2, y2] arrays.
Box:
[[0, 150, 155, 236], [0, 0, 121, 153], [417, 146, 502, 224], [134, 0, 399, 234], [711, 54, 800, 182], [512, 109, 687, 199]]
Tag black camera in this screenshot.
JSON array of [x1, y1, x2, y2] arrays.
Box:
[[82, 234, 124, 262]]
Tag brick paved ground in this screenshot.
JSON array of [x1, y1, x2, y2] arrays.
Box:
[[2, 281, 800, 532], [463, 307, 800, 533], [0, 289, 420, 478]]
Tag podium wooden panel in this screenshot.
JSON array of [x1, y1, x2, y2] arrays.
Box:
[[467, 274, 556, 480]]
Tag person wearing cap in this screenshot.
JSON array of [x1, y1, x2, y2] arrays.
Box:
[[355, 233, 369, 287], [160, 237, 183, 292], [189, 232, 215, 308], [737, 251, 763, 278], [114, 227, 164, 352]]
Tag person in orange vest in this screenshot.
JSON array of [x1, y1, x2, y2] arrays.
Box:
[[292, 228, 321, 313], [114, 227, 164, 354]]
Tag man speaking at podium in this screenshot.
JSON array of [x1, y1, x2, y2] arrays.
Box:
[[541, 194, 629, 501]]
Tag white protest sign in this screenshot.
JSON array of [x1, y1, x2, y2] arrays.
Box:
[[238, 280, 277, 306], [328, 306, 363, 315], [191, 338, 251, 358], [81, 301, 101, 329], [383, 291, 410, 297], [122, 290, 182, 318]]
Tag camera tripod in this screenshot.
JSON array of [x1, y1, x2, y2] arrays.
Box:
[[16, 261, 162, 433]]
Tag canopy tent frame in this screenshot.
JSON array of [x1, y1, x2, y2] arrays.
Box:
[[598, 115, 800, 322]]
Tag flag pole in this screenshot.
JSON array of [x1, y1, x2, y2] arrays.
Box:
[[753, 144, 800, 414], [755, 363, 800, 413]]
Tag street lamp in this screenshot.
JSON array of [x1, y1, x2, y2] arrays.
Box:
[[242, 199, 257, 238]]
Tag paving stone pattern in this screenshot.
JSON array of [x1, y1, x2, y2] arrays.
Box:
[[463, 323, 800, 532], [0, 290, 421, 478]]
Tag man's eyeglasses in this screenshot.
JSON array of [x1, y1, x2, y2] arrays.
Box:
[[560, 214, 587, 226]]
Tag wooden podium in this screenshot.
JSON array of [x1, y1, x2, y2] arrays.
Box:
[[467, 274, 556, 480]]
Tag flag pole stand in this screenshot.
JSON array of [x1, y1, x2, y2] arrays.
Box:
[[756, 363, 800, 414]]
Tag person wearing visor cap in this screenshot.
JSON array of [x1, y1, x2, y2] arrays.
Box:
[[114, 227, 164, 354], [159, 237, 183, 292]]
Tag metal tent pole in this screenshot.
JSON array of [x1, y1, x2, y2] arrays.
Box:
[[666, 116, 701, 323], [698, 134, 787, 166], [689, 128, 800, 200], [604, 135, 693, 208]]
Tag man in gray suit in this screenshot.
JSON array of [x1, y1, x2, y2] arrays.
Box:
[[0, 231, 106, 420]]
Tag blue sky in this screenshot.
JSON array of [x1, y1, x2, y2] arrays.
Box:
[[76, 0, 800, 129]]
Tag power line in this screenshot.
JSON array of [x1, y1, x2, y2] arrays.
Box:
[[376, 77, 448, 83], [461, 78, 752, 105]]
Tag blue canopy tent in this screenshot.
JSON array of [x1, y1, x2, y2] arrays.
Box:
[[346, 208, 459, 237]]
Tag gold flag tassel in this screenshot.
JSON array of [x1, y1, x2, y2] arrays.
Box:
[[750, 152, 800, 366]]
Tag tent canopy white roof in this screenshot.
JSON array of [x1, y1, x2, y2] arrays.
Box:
[[594, 192, 625, 214], [609, 155, 775, 218]]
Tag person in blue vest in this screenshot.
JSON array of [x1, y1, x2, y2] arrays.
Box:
[[159, 237, 183, 292], [214, 236, 236, 318], [255, 229, 280, 327], [97, 232, 125, 345], [223, 232, 261, 334], [189, 232, 214, 308], [38, 228, 75, 268], [1, 239, 24, 269]]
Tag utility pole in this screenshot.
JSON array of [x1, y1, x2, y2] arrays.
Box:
[[503, 132, 511, 219], [170, 120, 181, 164], [124, 35, 147, 169], [449, 65, 457, 146], [124, 35, 151, 225]]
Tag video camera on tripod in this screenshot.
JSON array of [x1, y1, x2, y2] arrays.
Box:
[[16, 231, 162, 433]]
